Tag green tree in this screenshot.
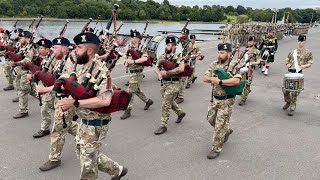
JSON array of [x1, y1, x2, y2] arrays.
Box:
[[236, 5, 246, 15], [237, 14, 249, 23]]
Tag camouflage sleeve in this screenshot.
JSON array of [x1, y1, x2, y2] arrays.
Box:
[[142, 51, 148, 57], [96, 71, 114, 97], [307, 51, 313, 65], [196, 44, 201, 54], [60, 58, 74, 78], [21, 48, 35, 64], [285, 51, 293, 66], [255, 49, 261, 62], [175, 53, 183, 64], [204, 62, 213, 77], [156, 54, 165, 68], [228, 59, 241, 78]]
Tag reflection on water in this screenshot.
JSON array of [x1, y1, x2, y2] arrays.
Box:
[[0, 20, 223, 42]]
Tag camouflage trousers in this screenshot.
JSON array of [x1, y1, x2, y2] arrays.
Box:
[[207, 98, 235, 152], [187, 59, 196, 85], [160, 81, 184, 127], [76, 122, 121, 180], [18, 72, 31, 113], [241, 76, 253, 102], [49, 99, 78, 161], [14, 67, 22, 96], [283, 90, 300, 111], [40, 93, 55, 131], [3, 60, 15, 85], [177, 77, 187, 99], [221, 35, 228, 43], [232, 35, 239, 47], [127, 73, 149, 110]]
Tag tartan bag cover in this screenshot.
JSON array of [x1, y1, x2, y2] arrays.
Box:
[[53, 74, 132, 113]]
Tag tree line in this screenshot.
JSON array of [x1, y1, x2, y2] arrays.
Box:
[[0, 0, 318, 23]]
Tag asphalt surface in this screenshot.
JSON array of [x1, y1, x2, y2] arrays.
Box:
[[0, 28, 319, 180]]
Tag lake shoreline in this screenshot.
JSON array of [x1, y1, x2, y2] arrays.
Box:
[[0, 17, 225, 24]]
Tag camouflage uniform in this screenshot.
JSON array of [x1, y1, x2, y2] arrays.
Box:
[[75, 60, 122, 179], [2, 38, 15, 86], [283, 48, 313, 112], [239, 46, 261, 103], [186, 42, 201, 86], [157, 53, 185, 127], [39, 56, 58, 131], [205, 59, 241, 153], [48, 56, 78, 162], [126, 42, 151, 110], [177, 38, 192, 101], [17, 46, 35, 114]]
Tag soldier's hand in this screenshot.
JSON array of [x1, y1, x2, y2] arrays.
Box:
[[26, 74, 32, 81], [58, 98, 74, 111], [211, 77, 220, 85], [36, 85, 48, 94], [157, 73, 163, 80], [286, 64, 291, 68], [126, 59, 134, 65], [159, 70, 167, 77]]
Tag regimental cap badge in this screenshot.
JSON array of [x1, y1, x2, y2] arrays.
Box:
[[57, 38, 61, 44], [81, 35, 87, 42]]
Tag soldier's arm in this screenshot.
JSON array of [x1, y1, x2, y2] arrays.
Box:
[[301, 51, 313, 69], [285, 52, 293, 67], [203, 64, 213, 83], [165, 63, 184, 76], [78, 91, 112, 109], [219, 76, 241, 86]]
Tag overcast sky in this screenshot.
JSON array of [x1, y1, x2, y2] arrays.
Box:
[[154, 0, 320, 9]]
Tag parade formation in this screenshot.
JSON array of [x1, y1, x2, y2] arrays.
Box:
[[0, 3, 314, 180]]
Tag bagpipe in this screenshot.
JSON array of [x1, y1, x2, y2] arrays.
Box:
[[23, 56, 43, 73], [32, 50, 70, 87], [32, 19, 72, 87], [125, 22, 153, 69], [52, 4, 132, 115], [210, 49, 256, 98], [53, 57, 132, 114], [158, 41, 198, 79], [177, 18, 190, 45], [4, 17, 43, 62]]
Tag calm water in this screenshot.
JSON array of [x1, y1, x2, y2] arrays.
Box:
[[0, 20, 223, 41]]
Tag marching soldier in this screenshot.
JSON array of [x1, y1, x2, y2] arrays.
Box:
[[259, 30, 278, 76], [10, 31, 35, 119], [1, 29, 15, 91], [38, 37, 78, 171], [186, 34, 202, 89], [221, 23, 230, 43], [58, 33, 128, 180], [176, 28, 191, 104], [154, 36, 186, 135], [120, 29, 154, 119], [203, 43, 241, 159], [32, 39, 56, 138], [283, 35, 313, 116], [238, 36, 261, 106]]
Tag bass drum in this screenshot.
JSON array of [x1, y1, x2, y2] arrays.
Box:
[[147, 34, 182, 64]]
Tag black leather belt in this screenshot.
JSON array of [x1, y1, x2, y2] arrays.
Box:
[[82, 119, 110, 126], [214, 95, 235, 100], [288, 68, 302, 73], [130, 69, 143, 73], [162, 77, 181, 81]]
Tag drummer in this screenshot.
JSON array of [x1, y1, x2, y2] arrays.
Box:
[[282, 34, 313, 116]]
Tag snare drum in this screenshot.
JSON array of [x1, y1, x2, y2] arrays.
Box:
[[147, 35, 182, 63], [283, 73, 304, 92]]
